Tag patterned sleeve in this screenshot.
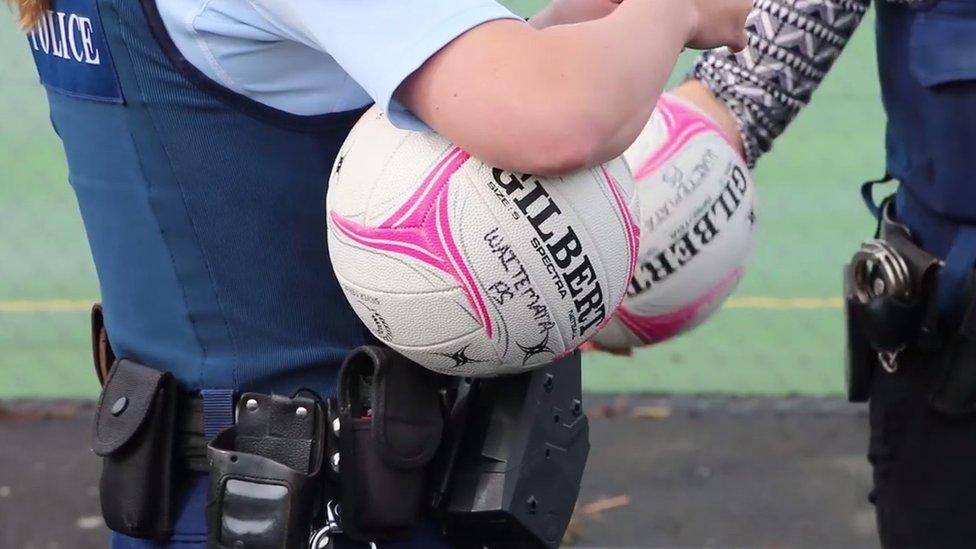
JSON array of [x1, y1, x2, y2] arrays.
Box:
[[692, 0, 872, 167]]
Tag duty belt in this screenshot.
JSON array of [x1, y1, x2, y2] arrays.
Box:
[[89, 306, 590, 548]]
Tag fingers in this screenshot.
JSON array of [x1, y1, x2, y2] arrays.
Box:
[[686, 0, 751, 51], [580, 341, 634, 356], [731, 0, 751, 50], [727, 28, 747, 52], [727, 0, 750, 51]]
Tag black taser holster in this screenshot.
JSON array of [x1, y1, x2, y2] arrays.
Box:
[[439, 353, 589, 549]]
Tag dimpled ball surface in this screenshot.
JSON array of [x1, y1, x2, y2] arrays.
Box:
[[592, 94, 757, 352], [327, 106, 640, 376]]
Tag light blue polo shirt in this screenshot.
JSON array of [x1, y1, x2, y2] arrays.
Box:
[[156, 0, 520, 128]]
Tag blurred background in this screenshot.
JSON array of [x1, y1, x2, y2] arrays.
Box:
[[0, 0, 885, 547]]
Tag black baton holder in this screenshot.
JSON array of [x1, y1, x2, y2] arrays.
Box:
[[439, 352, 589, 549], [206, 393, 326, 549]]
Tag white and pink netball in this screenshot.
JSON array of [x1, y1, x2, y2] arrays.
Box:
[[326, 106, 640, 376], [591, 93, 757, 351]]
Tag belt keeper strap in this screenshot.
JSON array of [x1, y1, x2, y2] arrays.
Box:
[[201, 389, 235, 440], [90, 303, 115, 386]]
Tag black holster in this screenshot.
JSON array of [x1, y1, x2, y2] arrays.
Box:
[[206, 392, 326, 549], [845, 207, 939, 403], [329, 346, 445, 542], [844, 204, 976, 415], [440, 352, 589, 549], [204, 346, 446, 548]]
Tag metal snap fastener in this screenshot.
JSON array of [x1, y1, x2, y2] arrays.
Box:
[[111, 397, 128, 416], [296, 406, 308, 418], [245, 398, 259, 411]]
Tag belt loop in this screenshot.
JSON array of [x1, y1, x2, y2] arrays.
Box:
[[200, 389, 235, 440], [860, 173, 895, 238]]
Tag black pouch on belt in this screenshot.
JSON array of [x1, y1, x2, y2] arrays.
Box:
[[92, 359, 179, 540], [331, 346, 445, 542], [440, 352, 589, 549], [206, 392, 326, 549], [844, 263, 878, 403]]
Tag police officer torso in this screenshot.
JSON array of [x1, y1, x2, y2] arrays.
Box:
[[29, 0, 367, 398], [854, 2, 976, 546], [27, 1, 534, 546], [876, 0, 976, 256]]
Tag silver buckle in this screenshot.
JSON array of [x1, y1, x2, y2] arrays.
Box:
[[851, 239, 912, 304], [879, 349, 901, 373], [309, 500, 343, 549]]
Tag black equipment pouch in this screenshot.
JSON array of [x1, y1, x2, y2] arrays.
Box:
[[844, 209, 942, 403], [330, 346, 445, 542], [441, 352, 589, 549], [206, 393, 326, 549], [844, 263, 878, 403], [92, 359, 179, 540]]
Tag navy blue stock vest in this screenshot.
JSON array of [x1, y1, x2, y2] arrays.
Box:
[[29, 0, 368, 396], [876, 0, 976, 258]]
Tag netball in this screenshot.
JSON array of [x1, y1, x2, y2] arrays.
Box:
[[591, 94, 757, 351], [326, 106, 639, 376]]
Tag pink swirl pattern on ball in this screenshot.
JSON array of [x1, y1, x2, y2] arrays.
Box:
[[616, 268, 742, 344], [633, 94, 732, 181], [599, 164, 641, 333], [330, 147, 495, 338]]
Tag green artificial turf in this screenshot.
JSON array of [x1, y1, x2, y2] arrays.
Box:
[[0, 3, 885, 398]]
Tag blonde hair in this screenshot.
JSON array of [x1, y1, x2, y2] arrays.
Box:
[[10, 0, 50, 30]]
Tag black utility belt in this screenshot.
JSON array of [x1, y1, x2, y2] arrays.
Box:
[[90, 345, 589, 549], [845, 203, 976, 414]]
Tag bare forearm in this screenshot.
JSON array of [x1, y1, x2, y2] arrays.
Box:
[[528, 2, 576, 29], [528, 0, 621, 29], [691, 0, 871, 166], [400, 0, 695, 174], [538, 0, 694, 162]]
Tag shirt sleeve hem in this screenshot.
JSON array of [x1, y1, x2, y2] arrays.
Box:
[[378, 4, 522, 130]]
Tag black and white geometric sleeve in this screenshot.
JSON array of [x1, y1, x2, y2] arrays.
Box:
[[692, 0, 871, 167]]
